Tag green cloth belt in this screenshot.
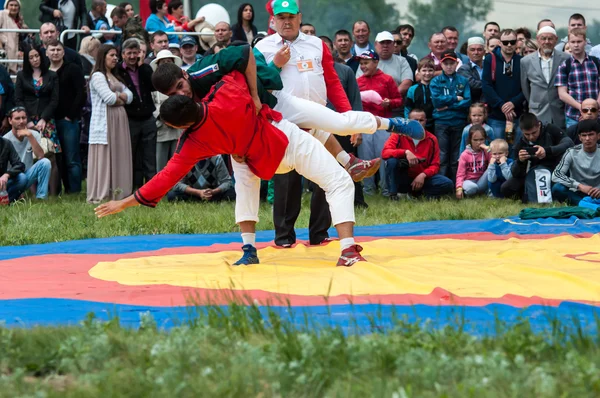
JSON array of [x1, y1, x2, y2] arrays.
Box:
[[518, 206, 599, 220]]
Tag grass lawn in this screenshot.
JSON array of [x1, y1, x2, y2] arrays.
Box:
[[0, 193, 539, 246], [3, 193, 593, 397]]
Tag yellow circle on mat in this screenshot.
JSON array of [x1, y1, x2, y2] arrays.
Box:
[[89, 236, 600, 301]]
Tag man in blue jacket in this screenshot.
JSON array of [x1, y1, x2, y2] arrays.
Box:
[[482, 29, 525, 142], [430, 50, 471, 180]]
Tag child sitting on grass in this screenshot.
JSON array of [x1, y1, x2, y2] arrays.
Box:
[[456, 125, 491, 199], [486, 138, 513, 198], [459, 103, 494, 153]]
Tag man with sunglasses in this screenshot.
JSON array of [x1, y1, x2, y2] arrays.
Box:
[[482, 28, 525, 141], [392, 25, 417, 77], [566, 99, 599, 145], [520, 26, 570, 130]]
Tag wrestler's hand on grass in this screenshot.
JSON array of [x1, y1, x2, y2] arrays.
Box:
[[95, 196, 139, 218]]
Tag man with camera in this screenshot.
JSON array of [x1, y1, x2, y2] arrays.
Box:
[[501, 112, 573, 200]]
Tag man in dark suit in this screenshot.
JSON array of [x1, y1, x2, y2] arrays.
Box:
[[39, 0, 90, 50]]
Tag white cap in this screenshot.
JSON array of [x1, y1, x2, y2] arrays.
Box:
[[467, 37, 485, 47], [150, 49, 183, 71], [537, 26, 557, 37], [375, 31, 394, 43], [169, 43, 180, 49]]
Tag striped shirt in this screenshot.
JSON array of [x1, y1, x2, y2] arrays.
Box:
[[555, 54, 600, 120]]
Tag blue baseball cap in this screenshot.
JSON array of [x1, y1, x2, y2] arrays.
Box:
[[355, 50, 379, 61], [180, 35, 196, 47]]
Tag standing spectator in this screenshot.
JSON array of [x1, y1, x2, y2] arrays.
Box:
[[145, 0, 180, 44], [515, 27, 531, 53], [39, 0, 89, 50], [300, 23, 315, 36], [356, 31, 413, 97], [501, 113, 573, 199], [383, 108, 453, 200], [520, 39, 538, 57], [557, 14, 593, 53], [214, 22, 232, 46], [231, 3, 257, 44], [87, 44, 133, 204], [0, 133, 24, 202], [145, 30, 169, 63], [0, 64, 15, 132], [38, 22, 82, 68], [2, 107, 51, 200], [405, 58, 435, 133], [179, 35, 201, 70], [566, 98, 599, 145], [487, 35, 501, 54], [167, 156, 235, 202], [555, 29, 600, 129], [392, 26, 417, 76], [483, 22, 500, 42], [482, 29, 525, 141], [85, 0, 110, 42], [430, 50, 471, 180], [116, 38, 157, 189], [15, 45, 60, 195], [166, 0, 205, 33], [421, 32, 461, 80], [109, 6, 129, 48], [334, 29, 359, 73], [552, 119, 600, 204], [47, 40, 85, 194], [521, 26, 570, 130], [356, 49, 402, 196], [78, 36, 100, 76], [0, 0, 29, 74], [119, 2, 135, 19], [150, 49, 182, 172], [351, 20, 373, 57], [442, 26, 469, 64], [458, 37, 486, 103]]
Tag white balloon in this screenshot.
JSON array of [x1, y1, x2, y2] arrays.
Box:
[[196, 3, 230, 26]]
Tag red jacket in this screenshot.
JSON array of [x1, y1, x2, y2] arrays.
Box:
[[357, 69, 402, 118], [135, 72, 289, 208], [382, 131, 440, 178]]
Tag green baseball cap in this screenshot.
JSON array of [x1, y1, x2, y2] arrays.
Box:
[[273, 0, 299, 15]]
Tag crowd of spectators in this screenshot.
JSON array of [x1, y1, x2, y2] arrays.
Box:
[[0, 0, 599, 211]]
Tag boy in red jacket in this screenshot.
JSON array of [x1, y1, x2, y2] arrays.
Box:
[[356, 49, 403, 195], [382, 109, 454, 199]]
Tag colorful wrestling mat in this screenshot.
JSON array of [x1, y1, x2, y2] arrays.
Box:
[[2, 217, 600, 335]]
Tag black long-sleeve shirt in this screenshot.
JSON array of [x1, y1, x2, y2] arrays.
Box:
[[0, 138, 25, 178], [54, 61, 86, 120]]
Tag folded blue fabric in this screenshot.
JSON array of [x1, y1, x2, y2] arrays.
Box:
[[579, 196, 600, 212]]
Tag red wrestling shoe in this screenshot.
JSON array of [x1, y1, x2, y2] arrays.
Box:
[[336, 244, 366, 267], [345, 154, 381, 182]]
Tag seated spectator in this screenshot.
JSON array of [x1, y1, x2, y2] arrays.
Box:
[[231, 3, 257, 44], [2, 107, 51, 200], [167, 156, 235, 202], [566, 98, 599, 145], [487, 138, 513, 198], [0, 133, 24, 202], [459, 103, 494, 153], [383, 108, 453, 200], [405, 58, 435, 133], [430, 50, 471, 180], [457, 37, 485, 103], [167, 0, 205, 33], [39, 0, 89, 50], [356, 49, 402, 196], [146, 0, 180, 44], [15, 45, 60, 196], [47, 39, 85, 194], [79, 36, 100, 76], [456, 125, 491, 199], [180, 35, 202, 70], [501, 113, 573, 199], [0, 0, 29, 74], [552, 119, 600, 205]]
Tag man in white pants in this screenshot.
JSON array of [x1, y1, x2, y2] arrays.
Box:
[[95, 71, 368, 266]]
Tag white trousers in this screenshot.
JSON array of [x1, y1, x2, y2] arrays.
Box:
[[273, 90, 378, 145], [232, 119, 355, 226]]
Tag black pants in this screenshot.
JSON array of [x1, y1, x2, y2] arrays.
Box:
[[501, 177, 526, 201], [129, 117, 158, 190], [272, 170, 331, 246]]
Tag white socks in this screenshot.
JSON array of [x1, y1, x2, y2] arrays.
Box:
[[379, 118, 390, 130], [340, 237, 355, 251], [241, 233, 256, 247], [336, 151, 351, 167]]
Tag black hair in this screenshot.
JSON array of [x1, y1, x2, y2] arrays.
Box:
[[519, 112, 540, 131], [22, 45, 49, 79], [569, 13, 586, 25], [152, 62, 184, 94], [334, 29, 351, 39], [441, 26, 458, 34], [149, 0, 166, 14], [353, 20, 370, 32], [150, 30, 167, 43], [484, 21, 500, 30], [237, 3, 254, 25], [577, 119, 600, 135], [168, 0, 183, 14], [111, 6, 127, 19], [396, 24, 415, 36], [515, 27, 531, 39], [160, 95, 199, 128]]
